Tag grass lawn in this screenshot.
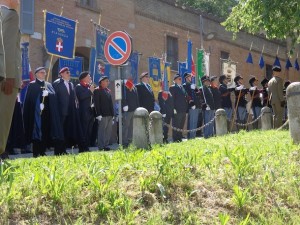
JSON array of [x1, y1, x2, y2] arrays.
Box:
[[1, 130, 300, 224]]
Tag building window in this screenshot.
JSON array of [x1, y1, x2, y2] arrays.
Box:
[[221, 51, 230, 60], [166, 36, 178, 71], [76, 0, 100, 12], [20, 0, 35, 35], [266, 64, 273, 80]]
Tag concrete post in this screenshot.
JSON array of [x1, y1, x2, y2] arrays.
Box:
[[132, 107, 150, 149], [286, 82, 300, 143], [261, 107, 272, 130], [149, 111, 163, 145], [215, 109, 227, 136]]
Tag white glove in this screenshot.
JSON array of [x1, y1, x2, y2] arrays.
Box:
[[236, 85, 244, 91], [249, 86, 256, 91], [191, 84, 196, 90], [174, 109, 177, 114], [206, 106, 211, 111], [123, 105, 129, 112], [191, 105, 196, 110], [40, 103, 44, 111], [162, 114, 166, 118], [96, 115, 102, 121], [42, 90, 49, 97]]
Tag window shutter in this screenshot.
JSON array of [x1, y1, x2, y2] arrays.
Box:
[[20, 0, 35, 35]]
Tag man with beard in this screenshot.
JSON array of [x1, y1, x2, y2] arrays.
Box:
[[23, 67, 63, 157]]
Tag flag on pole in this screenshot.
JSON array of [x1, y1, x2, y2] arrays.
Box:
[[259, 54, 265, 69], [273, 56, 281, 68], [246, 52, 253, 64], [178, 61, 188, 80], [285, 58, 293, 70], [148, 57, 161, 81], [295, 58, 300, 71], [197, 49, 205, 87], [186, 39, 196, 85]]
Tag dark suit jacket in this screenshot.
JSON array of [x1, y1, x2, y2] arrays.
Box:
[[94, 87, 114, 117], [169, 84, 188, 113], [219, 83, 232, 108], [210, 86, 222, 109], [122, 85, 139, 112], [75, 83, 94, 120], [158, 91, 174, 116], [202, 85, 215, 110], [53, 78, 75, 117], [136, 83, 155, 113]]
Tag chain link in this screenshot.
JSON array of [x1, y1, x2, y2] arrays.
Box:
[[144, 116, 152, 150], [228, 112, 263, 127], [163, 115, 216, 133]]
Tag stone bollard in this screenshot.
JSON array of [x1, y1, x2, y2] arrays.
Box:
[[286, 82, 300, 143], [133, 107, 150, 149], [149, 111, 163, 145], [215, 109, 227, 136], [261, 107, 272, 130]]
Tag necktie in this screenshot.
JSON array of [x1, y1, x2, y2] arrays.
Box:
[[147, 84, 152, 92]]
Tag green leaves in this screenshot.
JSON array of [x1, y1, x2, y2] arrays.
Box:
[[222, 0, 300, 45]]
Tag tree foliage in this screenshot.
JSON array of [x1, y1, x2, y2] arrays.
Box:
[[176, 0, 238, 19], [222, 0, 300, 45]]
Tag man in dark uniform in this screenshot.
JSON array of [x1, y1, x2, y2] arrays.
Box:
[[94, 76, 114, 151], [169, 74, 188, 142], [201, 76, 215, 138], [233, 75, 248, 130], [261, 78, 269, 107], [53, 67, 79, 155], [75, 71, 95, 152], [219, 75, 233, 122], [249, 77, 262, 129], [158, 88, 174, 143], [183, 72, 199, 139], [122, 78, 139, 147], [23, 67, 63, 157], [0, 0, 21, 155], [136, 72, 155, 113], [210, 76, 222, 110]]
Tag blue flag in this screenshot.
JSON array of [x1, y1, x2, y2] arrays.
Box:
[[295, 58, 300, 71], [129, 51, 139, 84], [273, 56, 281, 68], [95, 25, 108, 61], [20, 42, 30, 103], [178, 61, 188, 80], [259, 54, 265, 69], [89, 47, 110, 83], [44, 11, 77, 59], [148, 57, 161, 81], [59, 57, 83, 79], [246, 52, 253, 64], [187, 39, 192, 73], [285, 58, 293, 70], [163, 62, 171, 91]]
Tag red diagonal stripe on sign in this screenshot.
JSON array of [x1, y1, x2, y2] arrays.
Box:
[[109, 37, 127, 57]]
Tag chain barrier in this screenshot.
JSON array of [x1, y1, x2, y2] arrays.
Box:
[[144, 116, 152, 150], [163, 115, 216, 133], [277, 119, 289, 131], [228, 112, 263, 127]]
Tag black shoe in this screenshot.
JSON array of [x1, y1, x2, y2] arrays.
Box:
[[104, 147, 111, 151], [163, 139, 169, 144]]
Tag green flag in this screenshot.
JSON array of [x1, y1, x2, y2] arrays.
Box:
[[197, 49, 204, 87]]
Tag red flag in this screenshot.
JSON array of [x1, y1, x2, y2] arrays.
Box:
[[125, 79, 134, 90], [29, 63, 34, 81], [191, 56, 195, 76]]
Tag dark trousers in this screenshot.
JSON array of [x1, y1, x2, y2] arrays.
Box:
[[172, 112, 186, 142], [163, 114, 172, 141], [32, 140, 47, 158], [79, 113, 94, 152]]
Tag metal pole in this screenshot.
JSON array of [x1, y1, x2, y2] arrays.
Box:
[[118, 66, 123, 146], [200, 15, 203, 49]]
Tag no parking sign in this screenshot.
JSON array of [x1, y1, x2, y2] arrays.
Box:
[[104, 31, 132, 66]]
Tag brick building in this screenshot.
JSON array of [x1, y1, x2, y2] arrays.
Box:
[[21, 0, 299, 88]]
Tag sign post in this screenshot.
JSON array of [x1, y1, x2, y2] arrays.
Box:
[[104, 31, 132, 146]]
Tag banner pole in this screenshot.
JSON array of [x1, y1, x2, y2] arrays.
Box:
[[118, 66, 123, 146]]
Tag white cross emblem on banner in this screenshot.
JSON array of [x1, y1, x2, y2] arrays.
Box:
[[56, 41, 63, 52]]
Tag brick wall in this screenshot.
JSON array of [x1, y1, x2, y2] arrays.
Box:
[[27, 0, 299, 87]]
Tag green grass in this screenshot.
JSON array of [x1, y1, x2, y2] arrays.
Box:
[[1, 130, 300, 224]]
